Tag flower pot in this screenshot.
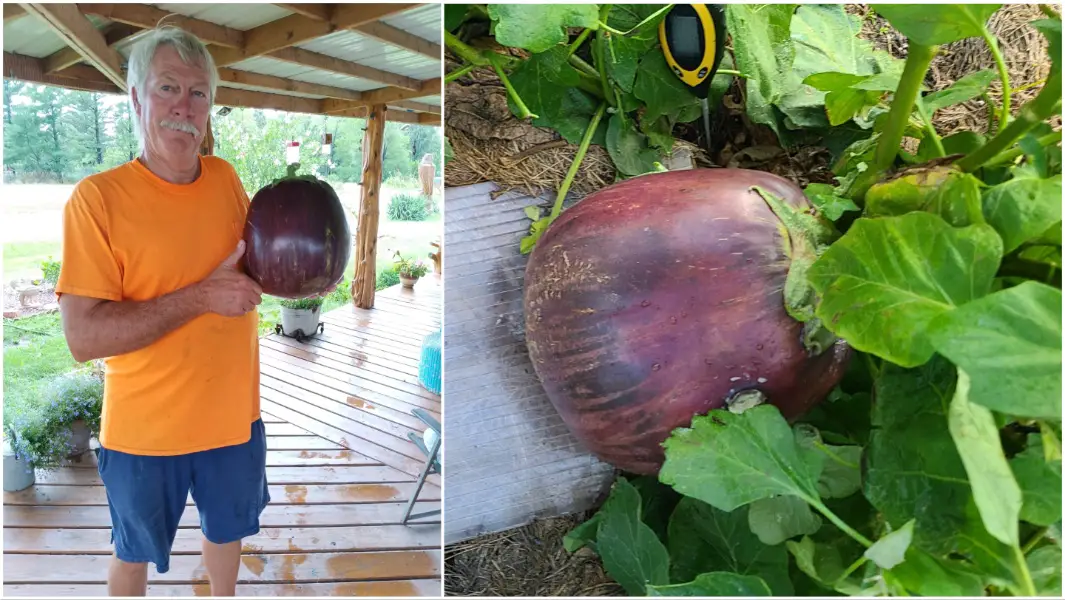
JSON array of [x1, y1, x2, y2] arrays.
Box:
[[279, 305, 323, 342], [400, 274, 419, 288], [3, 438, 35, 492], [64, 419, 91, 457]]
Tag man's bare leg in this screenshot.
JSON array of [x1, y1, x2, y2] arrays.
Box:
[[108, 556, 148, 596], [203, 537, 242, 596]]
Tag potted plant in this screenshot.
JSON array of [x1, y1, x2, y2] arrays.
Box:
[[4, 371, 103, 481], [276, 296, 325, 342], [393, 251, 429, 288]]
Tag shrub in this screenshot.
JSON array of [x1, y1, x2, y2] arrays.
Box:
[[387, 193, 429, 221], [279, 296, 324, 311], [376, 266, 400, 290], [40, 256, 61, 286]]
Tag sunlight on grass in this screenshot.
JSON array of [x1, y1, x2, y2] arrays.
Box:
[[3, 241, 62, 281]]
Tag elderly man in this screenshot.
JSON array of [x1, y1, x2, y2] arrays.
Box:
[[55, 26, 290, 596]]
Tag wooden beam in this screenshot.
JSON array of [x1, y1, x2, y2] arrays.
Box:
[[214, 87, 323, 115], [217, 67, 362, 101], [4, 52, 121, 94], [268, 46, 418, 90], [44, 23, 141, 74], [353, 22, 441, 61], [352, 104, 387, 309], [225, 3, 419, 66], [322, 77, 441, 113], [273, 3, 331, 21], [4, 4, 26, 22], [389, 100, 440, 114], [77, 3, 244, 48], [20, 3, 127, 90]]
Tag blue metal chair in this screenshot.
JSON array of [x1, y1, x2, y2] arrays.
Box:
[[418, 329, 441, 394], [401, 407, 441, 523]]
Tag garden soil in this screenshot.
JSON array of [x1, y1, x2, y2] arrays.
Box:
[[442, 4, 1057, 597]]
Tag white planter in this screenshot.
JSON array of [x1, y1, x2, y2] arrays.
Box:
[[63, 419, 91, 457], [278, 305, 324, 342], [3, 437, 35, 492]]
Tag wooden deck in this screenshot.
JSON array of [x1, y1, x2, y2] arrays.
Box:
[[442, 182, 615, 545], [3, 281, 443, 596]]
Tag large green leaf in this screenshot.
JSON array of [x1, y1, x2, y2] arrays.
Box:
[[889, 547, 988, 596], [955, 498, 1029, 594], [659, 405, 825, 512], [948, 370, 1022, 547], [862, 358, 972, 555], [507, 46, 601, 143], [871, 4, 1002, 45], [1028, 545, 1063, 596], [982, 174, 1064, 254], [725, 3, 797, 106], [666, 499, 793, 595], [803, 183, 860, 222], [487, 4, 599, 52], [606, 113, 661, 176], [747, 495, 823, 546], [808, 212, 1003, 367], [863, 519, 915, 570], [816, 444, 862, 499], [785, 535, 866, 594], [923, 69, 997, 113], [925, 281, 1062, 420], [865, 166, 982, 227], [646, 573, 773, 596], [596, 477, 671, 595], [1010, 434, 1063, 527], [633, 52, 702, 125]]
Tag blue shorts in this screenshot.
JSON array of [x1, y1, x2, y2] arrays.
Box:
[[97, 419, 271, 574]]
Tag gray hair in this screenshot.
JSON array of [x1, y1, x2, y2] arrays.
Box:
[[126, 25, 219, 154]]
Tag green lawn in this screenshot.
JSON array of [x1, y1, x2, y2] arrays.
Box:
[[3, 312, 80, 409], [3, 241, 62, 282]]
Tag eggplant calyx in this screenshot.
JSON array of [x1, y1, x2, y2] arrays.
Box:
[[750, 185, 839, 356]]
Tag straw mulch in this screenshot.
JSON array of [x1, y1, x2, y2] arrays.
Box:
[[444, 513, 624, 597]]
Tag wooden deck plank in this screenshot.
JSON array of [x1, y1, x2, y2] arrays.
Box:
[[4, 502, 440, 528], [442, 182, 615, 545], [258, 436, 345, 451], [260, 399, 435, 485], [265, 423, 311, 436], [3, 524, 441, 554], [267, 334, 423, 382], [4, 481, 439, 506], [261, 374, 423, 438], [32, 465, 413, 486], [4, 580, 442, 597], [3, 550, 441, 583], [57, 450, 380, 469], [304, 328, 423, 369]]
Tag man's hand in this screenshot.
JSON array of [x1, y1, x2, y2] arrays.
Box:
[[197, 241, 263, 316]]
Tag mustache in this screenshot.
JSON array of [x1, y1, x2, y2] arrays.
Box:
[[159, 119, 201, 136]]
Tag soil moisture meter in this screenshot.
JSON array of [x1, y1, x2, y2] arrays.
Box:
[[659, 4, 727, 147]]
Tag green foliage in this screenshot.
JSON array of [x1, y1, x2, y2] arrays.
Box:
[[387, 192, 431, 221], [3, 370, 103, 470], [549, 3, 1063, 597], [39, 256, 61, 286], [392, 251, 429, 278], [376, 266, 400, 290], [278, 296, 324, 310]]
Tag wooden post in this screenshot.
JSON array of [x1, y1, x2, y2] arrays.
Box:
[[351, 104, 386, 308], [199, 115, 214, 155]]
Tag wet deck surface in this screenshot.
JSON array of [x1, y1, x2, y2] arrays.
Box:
[[3, 282, 443, 596]]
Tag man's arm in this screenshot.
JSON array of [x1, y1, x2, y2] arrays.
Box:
[[60, 286, 208, 363], [60, 240, 262, 363]]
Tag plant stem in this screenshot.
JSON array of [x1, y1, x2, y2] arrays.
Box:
[[810, 499, 873, 548], [1022, 528, 1047, 554], [957, 74, 1063, 172], [598, 21, 625, 35], [984, 131, 1062, 167], [854, 42, 938, 200], [915, 99, 946, 158], [567, 28, 593, 57], [569, 54, 599, 78], [980, 27, 1012, 130], [444, 30, 489, 66], [551, 102, 607, 219], [445, 63, 476, 83], [489, 54, 537, 119], [594, 36, 615, 109], [1012, 543, 1038, 596], [835, 556, 869, 585], [981, 92, 999, 135], [716, 69, 747, 78]]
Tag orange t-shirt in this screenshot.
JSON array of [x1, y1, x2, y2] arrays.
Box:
[[55, 155, 260, 456]]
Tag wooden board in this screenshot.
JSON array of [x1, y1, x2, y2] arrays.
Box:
[[4, 580, 442, 597], [441, 182, 615, 545]]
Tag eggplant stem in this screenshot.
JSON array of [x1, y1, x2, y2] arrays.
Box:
[[810, 498, 873, 548], [834, 556, 868, 587], [979, 25, 1012, 130], [551, 102, 607, 219], [445, 63, 476, 83], [1013, 543, 1038, 596]]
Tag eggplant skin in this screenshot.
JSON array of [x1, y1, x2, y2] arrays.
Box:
[[522, 168, 851, 476], [242, 177, 351, 299]]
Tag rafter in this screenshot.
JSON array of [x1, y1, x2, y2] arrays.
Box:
[[21, 3, 127, 90], [321, 77, 441, 113], [44, 22, 141, 74], [266, 46, 419, 90], [273, 3, 331, 21], [352, 22, 441, 61], [388, 100, 441, 115], [213, 3, 419, 67], [216, 67, 362, 101], [4, 4, 27, 22], [76, 3, 245, 48]]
